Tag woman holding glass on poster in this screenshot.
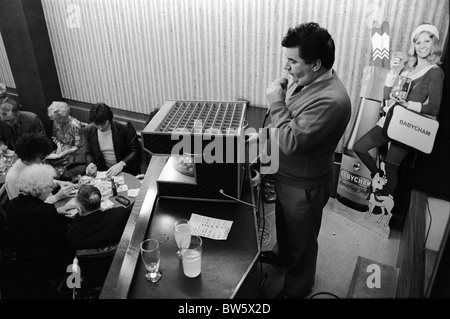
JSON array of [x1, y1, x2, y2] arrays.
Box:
[[354, 23, 445, 201]]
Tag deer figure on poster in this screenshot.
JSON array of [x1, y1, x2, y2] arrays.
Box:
[[365, 163, 394, 227]]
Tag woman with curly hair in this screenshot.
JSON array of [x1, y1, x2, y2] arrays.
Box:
[[6, 164, 75, 298], [46, 101, 87, 180]]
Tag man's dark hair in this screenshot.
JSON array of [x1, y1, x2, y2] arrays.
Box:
[[76, 184, 102, 212], [15, 134, 53, 162], [89, 102, 114, 124], [282, 22, 335, 69]]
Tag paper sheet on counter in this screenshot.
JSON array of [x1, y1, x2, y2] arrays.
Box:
[[189, 213, 233, 240], [127, 189, 140, 197], [101, 199, 114, 210]]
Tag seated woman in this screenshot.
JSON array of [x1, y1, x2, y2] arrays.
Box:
[[46, 101, 87, 180], [5, 134, 75, 204], [6, 164, 75, 298]]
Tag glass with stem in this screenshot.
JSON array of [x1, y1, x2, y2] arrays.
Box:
[[174, 219, 191, 259], [140, 238, 162, 282]]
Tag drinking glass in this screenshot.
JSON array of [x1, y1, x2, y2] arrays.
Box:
[[140, 239, 162, 282], [181, 235, 203, 278], [392, 51, 407, 71], [174, 219, 191, 259]]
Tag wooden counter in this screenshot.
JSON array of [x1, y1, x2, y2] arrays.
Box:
[[100, 155, 260, 299]]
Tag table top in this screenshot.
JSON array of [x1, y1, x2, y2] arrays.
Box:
[[55, 172, 142, 211], [128, 197, 259, 299], [100, 155, 260, 299]]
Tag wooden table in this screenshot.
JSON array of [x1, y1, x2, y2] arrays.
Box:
[[55, 172, 142, 211], [99, 156, 261, 299]]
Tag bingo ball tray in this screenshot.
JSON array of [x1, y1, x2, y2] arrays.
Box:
[[141, 100, 248, 202], [141, 100, 247, 155]]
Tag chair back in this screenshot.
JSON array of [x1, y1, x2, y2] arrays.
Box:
[[76, 244, 117, 291], [0, 183, 14, 261]]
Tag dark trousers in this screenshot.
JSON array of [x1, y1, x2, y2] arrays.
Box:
[[273, 180, 331, 297]]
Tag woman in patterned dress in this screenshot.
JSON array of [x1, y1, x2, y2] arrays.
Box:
[[47, 101, 87, 180]]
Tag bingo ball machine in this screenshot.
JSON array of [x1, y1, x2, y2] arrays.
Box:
[[141, 100, 248, 202]]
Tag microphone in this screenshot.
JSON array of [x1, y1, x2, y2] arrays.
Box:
[[279, 77, 288, 90], [265, 77, 289, 117]]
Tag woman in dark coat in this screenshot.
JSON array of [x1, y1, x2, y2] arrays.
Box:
[[6, 164, 75, 298]]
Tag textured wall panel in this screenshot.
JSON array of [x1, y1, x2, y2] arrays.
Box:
[[0, 32, 15, 88], [38, 0, 448, 146]]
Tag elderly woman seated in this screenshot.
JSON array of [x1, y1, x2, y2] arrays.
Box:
[[6, 164, 75, 298], [46, 101, 87, 180]]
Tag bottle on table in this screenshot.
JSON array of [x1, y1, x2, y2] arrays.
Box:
[[111, 178, 118, 196]]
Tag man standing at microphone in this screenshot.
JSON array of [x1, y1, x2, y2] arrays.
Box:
[[260, 22, 351, 298]]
